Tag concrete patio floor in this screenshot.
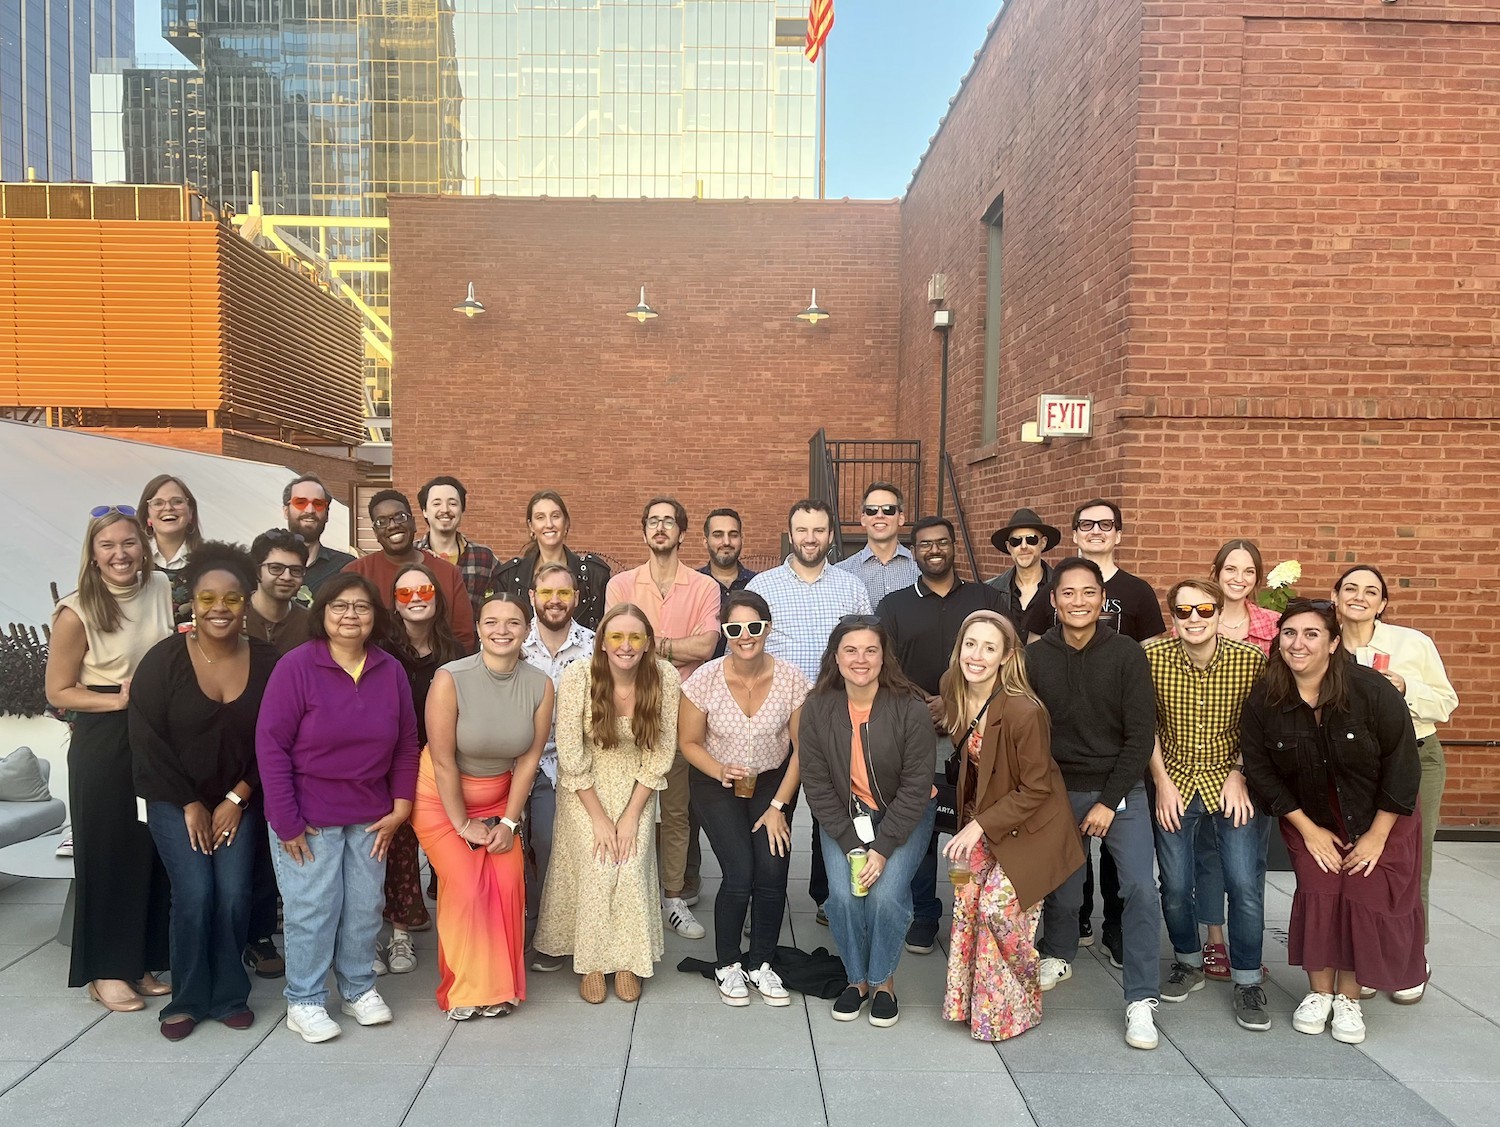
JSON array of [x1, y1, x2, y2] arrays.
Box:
[[1, 834, 1497, 1126]]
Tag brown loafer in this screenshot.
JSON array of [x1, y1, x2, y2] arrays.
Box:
[[220, 1010, 255, 1030], [614, 970, 642, 1003], [160, 1016, 197, 1041], [88, 982, 145, 1012], [580, 971, 607, 1004]]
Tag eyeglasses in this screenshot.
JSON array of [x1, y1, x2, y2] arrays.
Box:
[[90, 504, 137, 518], [328, 600, 375, 617], [604, 631, 649, 647], [1074, 519, 1117, 532], [1007, 534, 1042, 548], [193, 591, 246, 611], [645, 516, 678, 530], [838, 614, 882, 629], [148, 496, 189, 511], [394, 583, 436, 604], [721, 620, 770, 639], [1171, 603, 1219, 621], [371, 512, 412, 531], [288, 496, 330, 513], [914, 538, 953, 551], [863, 504, 899, 517], [535, 587, 576, 600], [261, 562, 307, 579]]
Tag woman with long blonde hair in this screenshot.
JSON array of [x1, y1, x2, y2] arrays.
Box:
[[532, 604, 680, 1004], [940, 610, 1083, 1041]]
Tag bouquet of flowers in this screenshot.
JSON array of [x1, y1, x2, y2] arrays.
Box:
[[1257, 560, 1301, 612]]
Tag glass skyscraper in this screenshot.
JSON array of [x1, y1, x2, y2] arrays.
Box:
[[1, 0, 135, 182]]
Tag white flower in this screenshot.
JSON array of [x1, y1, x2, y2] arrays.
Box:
[[1265, 560, 1301, 589]]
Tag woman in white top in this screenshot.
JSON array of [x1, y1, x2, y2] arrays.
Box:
[[138, 474, 204, 626], [679, 590, 808, 1007], [1334, 564, 1458, 1002]]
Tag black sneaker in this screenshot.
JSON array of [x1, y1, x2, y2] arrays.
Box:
[[868, 990, 899, 1028], [832, 986, 866, 1022], [1234, 984, 1272, 1032], [1103, 922, 1124, 970], [1161, 961, 1206, 1002], [1078, 918, 1095, 948], [903, 919, 938, 955], [243, 937, 285, 979]]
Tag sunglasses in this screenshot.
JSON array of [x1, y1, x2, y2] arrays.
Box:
[[289, 496, 330, 513], [604, 631, 649, 648], [1171, 603, 1218, 621], [394, 583, 436, 604], [262, 528, 307, 545], [863, 504, 899, 517], [1074, 519, 1117, 532], [90, 504, 137, 518], [372, 512, 412, 531], [838, 614, 882, 629], [262, 561, 307, 579], [721, 620, 770, 639], [535, 587, 576, 600], [1007, 534, 1042, 547], [193, 591, 246, 611]]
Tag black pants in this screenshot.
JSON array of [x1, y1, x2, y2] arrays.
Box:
[[246, 792, 280, 943], [1080, 840, 1124, 932], [689, 760, 792, 969]]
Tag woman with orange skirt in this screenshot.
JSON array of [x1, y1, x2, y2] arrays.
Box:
[[412, 594, 552, 1020]]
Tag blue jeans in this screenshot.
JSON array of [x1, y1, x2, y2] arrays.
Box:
[[820, 799, 937, 988], [1154, 794, 1269, 986], [1194, 817, 1226, 928], [906, 734, 947, 927], [269, 823, 386, 1008], [1041, 786, 1161, 1003], [524, 773, 556, 947], [147, 801, 255, 1021]]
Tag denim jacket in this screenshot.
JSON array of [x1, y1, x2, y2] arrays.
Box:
[[1240, 663, 1419, 839]]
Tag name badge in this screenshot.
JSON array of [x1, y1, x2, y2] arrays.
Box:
[[853, 814, 875, 844]]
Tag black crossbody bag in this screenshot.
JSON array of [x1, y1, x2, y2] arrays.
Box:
[[934, 687, 1005, 835]]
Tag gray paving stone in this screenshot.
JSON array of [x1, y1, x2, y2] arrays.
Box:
[[0, 939, 70, 995], [1156, 1006, 1388, 1079], [0, 877, 69, 904], [55, 1006, 275, 1063], [629, 1000, 814, 1070], [437, 992, 636, 1068], [0, 944, 38, 972], [808, 998, 1010, 1073], [1032, 955, 1132, 1010], [1352, 992, 1500, 1083], [1428, 971, 1500, 1019], [1212, 1077, 1454, 1127], [0, 1059, 37, 1094], [823, 1069, 1030, 1127], [618, 1065, 824, 1127], [405, 1065, 625, 1127], [0, 1060, 231, 1124], [0, 905, 65, 948], [1014, 1072, 1242, 1127], [243, 1000, 454, 1065], [995, 1004, 1197, 1075], [1405, 1081, 1500, 1127], [188, 1061, 428, 1127], [0, 995, 104, 1058]]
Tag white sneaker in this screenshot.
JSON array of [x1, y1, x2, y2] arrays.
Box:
[[715, 963, 751, 1007], [286, 1003, 342, 1043], [373, 953, 388, 976], [340, 988, 393, 1026], [663, 897, 705, 939], [1293, 991, 1334, 1035], [1330, 994, 1366, 1044], [1039, 957, 1072, 991], [55, 834, 74, 858], [387, 932, 416, 974], [1125, 998, 1159, 1050], [748, 963, 791, 1007], [447, 1006, 478, 1021], [1392, 963, 1430, 1005]]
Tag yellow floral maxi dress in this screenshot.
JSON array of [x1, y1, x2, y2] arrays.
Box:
[[533, 659, 680, 977]]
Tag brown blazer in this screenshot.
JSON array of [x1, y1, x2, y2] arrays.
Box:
[[955, 691, 1084, 910]]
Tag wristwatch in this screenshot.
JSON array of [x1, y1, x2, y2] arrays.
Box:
[[770, 799, 787, 813], [225, 791, 247, 808], [499, 816, 520, 833]]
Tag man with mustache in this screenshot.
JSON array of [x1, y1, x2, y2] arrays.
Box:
[[700, 508, 757, 659], [283, 474, 353, 601]]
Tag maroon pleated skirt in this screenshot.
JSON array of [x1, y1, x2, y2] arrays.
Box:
[[1280, 805, 1426, 992]]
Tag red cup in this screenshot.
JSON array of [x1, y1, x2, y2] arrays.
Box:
[[1372, 653, 1391, 673]]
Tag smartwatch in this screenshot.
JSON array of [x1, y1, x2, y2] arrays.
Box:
[[499, 816, 520, 833], [770, 799, 787, 813], [225, 791, 247, 808]]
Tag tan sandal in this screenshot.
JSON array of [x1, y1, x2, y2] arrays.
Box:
[[613, 970, 641, 1002], [579, 971, 607, 1004]]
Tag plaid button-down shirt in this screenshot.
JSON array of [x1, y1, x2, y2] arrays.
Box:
[[1145, 635, 1266, 811], [747, 558, 872, 683], [415, 533, 497, 621], [835, 544, 921, 608]]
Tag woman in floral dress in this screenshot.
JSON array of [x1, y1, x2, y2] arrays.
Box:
[[940, 611, 1082, 1041]]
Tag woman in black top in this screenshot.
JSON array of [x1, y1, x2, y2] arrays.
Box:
[[488, 490, 611, 630], [1240, 598, 1422, 1047], [130, 543, 278, 1040]]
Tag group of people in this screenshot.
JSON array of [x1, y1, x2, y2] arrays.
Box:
[[43, 473, 1457, 1054]]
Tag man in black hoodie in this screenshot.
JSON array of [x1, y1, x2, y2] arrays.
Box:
[[1025, 557, 1162, 1050]]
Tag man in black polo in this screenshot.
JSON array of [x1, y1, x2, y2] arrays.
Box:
[[876, 515, 1002, 954]]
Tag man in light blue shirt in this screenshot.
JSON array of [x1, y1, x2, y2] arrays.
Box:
[[836, 481, 920, 606]]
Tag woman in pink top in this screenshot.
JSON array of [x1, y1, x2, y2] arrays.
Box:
[[679, 590, 809, 1008]]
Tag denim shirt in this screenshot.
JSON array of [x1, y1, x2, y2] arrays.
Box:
[[1240, 663, 1419, 839]]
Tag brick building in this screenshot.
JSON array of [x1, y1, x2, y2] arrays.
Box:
[[391, 0, 1498, 824]]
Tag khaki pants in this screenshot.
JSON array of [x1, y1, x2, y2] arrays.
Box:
[[1417, 734, 1447, 943], [657, 751, 691, 896]]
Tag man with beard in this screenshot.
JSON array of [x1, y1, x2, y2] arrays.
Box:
[[343, 489, 476, 651], [748, 499, 872, 917], [986, 507, 1061, 636], [414, 475, 497, 621], [520, 561, 595, 972], [699, 508, 757, 659], [605, 497, 722, 941], [876, 516, 1003, 953], [283, 474, 353, 601], [244, 528, 312, 654]]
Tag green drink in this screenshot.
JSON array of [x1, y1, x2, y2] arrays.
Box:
[[849, 849, 869, 897]]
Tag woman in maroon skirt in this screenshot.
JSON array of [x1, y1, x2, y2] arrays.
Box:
[[1240, 598, 1423, 1046]]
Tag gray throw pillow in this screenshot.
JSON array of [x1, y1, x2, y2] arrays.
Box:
[[0, 747, 51, 802]]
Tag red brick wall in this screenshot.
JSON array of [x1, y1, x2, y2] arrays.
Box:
[[388, 197, 902, 568]]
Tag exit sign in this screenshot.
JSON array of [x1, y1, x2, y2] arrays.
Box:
[[1036, 394, 1093, 438]]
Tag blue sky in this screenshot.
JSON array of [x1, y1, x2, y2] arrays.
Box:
[[132, 0, 1002, 199]]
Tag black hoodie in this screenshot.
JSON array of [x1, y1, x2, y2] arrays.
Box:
[[1024, 623, 1156, 810]]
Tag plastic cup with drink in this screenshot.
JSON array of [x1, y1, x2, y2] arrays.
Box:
[[948, 849, 972, 887], [733, 770, 758, 798]]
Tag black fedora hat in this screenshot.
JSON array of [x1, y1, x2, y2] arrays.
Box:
[[991, 508, 1062, 554]]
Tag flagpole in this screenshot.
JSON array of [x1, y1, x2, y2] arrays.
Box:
[[817, 46, 827, 199]]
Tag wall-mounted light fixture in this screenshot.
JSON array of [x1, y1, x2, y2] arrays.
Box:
[[626, 286, 658, 323], [453, 282, 485, 318], [796, 289, 830, 325]]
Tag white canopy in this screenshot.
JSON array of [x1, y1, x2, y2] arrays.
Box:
[[0, 420, 354, 632]]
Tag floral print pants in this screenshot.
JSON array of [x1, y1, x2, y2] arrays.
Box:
[[943, 838, 1042, 1042]]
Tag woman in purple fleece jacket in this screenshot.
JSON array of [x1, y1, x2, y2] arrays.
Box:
[[256, 573, 420, 1044]]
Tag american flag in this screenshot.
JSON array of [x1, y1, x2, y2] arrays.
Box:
[[805, 0, 834, 63]]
